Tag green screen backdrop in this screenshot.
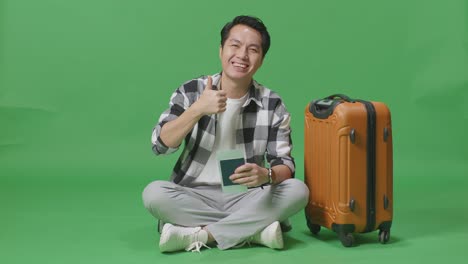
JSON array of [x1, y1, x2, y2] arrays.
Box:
[[1, 0, 467, 263]]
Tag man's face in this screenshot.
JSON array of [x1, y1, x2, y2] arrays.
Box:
[[219, 24, 264, 83]]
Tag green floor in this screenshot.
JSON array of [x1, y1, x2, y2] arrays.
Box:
[[2, 156, 467, 264], [2, 0, 467, 263]]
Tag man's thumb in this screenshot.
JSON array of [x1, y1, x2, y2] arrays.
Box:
[[204, 76, 213, 91]]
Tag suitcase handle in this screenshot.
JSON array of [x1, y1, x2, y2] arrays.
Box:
[[326, 94, 355, 103], [309, 99, 339, 119], [309, 94, 355, 119]]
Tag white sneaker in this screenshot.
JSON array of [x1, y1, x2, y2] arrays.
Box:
[[159, 223, 210, 253], [251, 221, 284, 249]]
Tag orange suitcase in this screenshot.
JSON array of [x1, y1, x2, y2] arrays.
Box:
[[304, 94, 393, 247]]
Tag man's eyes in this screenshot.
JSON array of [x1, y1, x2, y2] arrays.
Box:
[[229, 44, 259, 53]]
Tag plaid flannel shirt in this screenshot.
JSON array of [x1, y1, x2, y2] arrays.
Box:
[[151, 73, 295, 186]]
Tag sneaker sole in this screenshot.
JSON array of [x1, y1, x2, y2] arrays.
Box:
[[159, 223, 174, 252], [272, 222, 284, 249]]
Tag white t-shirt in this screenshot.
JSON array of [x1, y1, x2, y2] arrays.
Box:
[[192, 92, 248, 185]]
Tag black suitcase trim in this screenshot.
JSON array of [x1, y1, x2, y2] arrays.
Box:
[[357, 100, 377, 233]]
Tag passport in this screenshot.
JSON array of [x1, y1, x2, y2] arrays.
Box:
[[217, 149, 248, 193]]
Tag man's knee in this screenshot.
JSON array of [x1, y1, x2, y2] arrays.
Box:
[[280, 178, 310, 208], [142, 180, 173, 210]]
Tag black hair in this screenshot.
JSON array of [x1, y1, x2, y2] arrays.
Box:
[[220, 15, 271, 58]]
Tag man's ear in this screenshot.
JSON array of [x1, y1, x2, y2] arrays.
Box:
[[219, 45, 223, 59]]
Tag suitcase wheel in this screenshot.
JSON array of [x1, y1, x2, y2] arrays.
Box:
[[305, 213, 321, 235], [378, 229, 390, 244], [308, 223, 321, 235], [338, 232, 355, 247]]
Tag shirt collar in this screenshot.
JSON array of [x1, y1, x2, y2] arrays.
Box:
[[244, 81, 263, 109]]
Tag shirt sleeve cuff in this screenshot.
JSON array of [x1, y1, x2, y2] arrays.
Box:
[[153, 136, 179, 155]]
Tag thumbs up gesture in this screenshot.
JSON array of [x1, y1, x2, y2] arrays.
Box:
[[193, 76, 227, 115]]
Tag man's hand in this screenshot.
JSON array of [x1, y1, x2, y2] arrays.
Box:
[[192, 76, 227, 115], [230, 163, 269, 188]]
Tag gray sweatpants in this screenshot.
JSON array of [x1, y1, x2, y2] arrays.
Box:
[[142, 178, 309, 249]]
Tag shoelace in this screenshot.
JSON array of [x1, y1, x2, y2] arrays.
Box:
[[185, 241, 211, 253], [233, 237, 254, 249], [180, 229, 211, 253]]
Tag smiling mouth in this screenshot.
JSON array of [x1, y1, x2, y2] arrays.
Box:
[[232, 62, 249, 69]]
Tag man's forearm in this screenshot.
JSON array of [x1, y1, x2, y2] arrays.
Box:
[[271, 164, 292, 184], [159, 106, 204, 148]]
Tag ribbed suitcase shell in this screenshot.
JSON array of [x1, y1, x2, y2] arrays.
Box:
[[304, 99, 393, 246]]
